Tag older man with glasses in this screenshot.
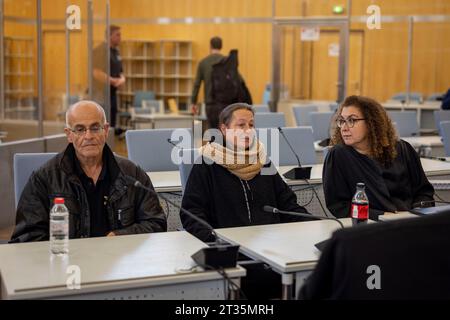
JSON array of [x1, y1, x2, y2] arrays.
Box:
[[11, 101, 167, 243]]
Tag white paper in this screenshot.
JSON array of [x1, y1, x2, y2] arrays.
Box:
[[328, 43, 339, 57], [300, 27, 320, 41]]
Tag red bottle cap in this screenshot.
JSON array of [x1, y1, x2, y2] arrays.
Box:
[[54, 197, 65, 204]]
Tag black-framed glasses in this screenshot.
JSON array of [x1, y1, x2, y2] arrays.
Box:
[[68, 125, 105, 136], [336, 117, 365, 128]]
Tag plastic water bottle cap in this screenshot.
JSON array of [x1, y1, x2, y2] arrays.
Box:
[[54, 197, 65, 204]]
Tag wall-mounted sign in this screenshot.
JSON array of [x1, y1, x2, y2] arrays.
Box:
[[300, 27, 320, 41]]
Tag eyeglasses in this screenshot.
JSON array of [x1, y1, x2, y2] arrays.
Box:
[[68, 125, 105, 136], [336, 117, 365, 128]]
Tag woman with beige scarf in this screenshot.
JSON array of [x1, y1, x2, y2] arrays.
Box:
[[180, 103, 310, 299], [181, 102, 309, 239]]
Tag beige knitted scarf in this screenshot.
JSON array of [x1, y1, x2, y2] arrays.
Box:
[[200, 141, 267, 181]]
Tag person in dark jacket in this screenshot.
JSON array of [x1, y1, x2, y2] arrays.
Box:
[[190, 37, 250, 129], [181, 103, 310, 243], [298, 212, 450, 300], [190, 36, 225, 129], [10, 101, 166, 243], [323, 95, 434, 221], [181, 102, 310, 299]]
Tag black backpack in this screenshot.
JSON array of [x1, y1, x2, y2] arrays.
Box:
[[211, 49, 252, 105]]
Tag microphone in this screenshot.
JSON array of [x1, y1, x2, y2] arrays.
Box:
[[418, 154, 448, 162], [167, 138, 183, 149], [277, 127, 312, 180], [263, 205, 344, 229], [124, 176, 239, 269], [411, 200, 449, 208], [410, 202, 450, 216]]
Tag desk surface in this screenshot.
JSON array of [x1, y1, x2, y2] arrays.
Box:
[[147, 164, 324, 193], [0, 231, 245, 299], [378, 212, 418, 221], [402, 136, 443, 147], [134, 113, 196, 120], [383, 101, 441, 110], [216, 218, 354, 274], [148, 158, 450, 192]]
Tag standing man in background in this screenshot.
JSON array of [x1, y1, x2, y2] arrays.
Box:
[[190, 36, 225, 129], [93, 25, 126, 135]]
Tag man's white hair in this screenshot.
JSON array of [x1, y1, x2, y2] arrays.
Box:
[[65, 100, 107, 127]]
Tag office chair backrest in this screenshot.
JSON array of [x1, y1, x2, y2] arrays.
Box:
[[252, 104, 270, 113], [178, 148, 202, 194], [329, 102, 339, 113], [309, 112, 334, 141], [388, 111, 419, 137], [434, 110, 450, 135], [133, 91, 156, 108], [293, 105, 319, 126], [390, 92, 423, 103], [14, 153, 57, 208], [126, 128, 192, 172], [258, 127, 316, 166], [254, 112, 286, 129]]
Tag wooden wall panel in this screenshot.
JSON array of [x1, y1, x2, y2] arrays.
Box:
[[359, 22, 410, 101], [3, 0, 449, 109]]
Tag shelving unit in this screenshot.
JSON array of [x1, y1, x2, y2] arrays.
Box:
[[118, 39, 194, 111], [3, 37, 36, 120]]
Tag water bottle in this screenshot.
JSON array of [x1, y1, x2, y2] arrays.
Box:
[[350, 183, 369, 226], [50, 197, 69, 255]]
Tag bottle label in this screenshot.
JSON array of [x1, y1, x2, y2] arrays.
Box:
[[351, 204, 368, 219]]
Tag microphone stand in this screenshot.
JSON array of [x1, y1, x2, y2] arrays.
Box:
[[125, 176, 239, 270]]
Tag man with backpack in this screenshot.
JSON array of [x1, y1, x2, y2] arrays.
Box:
[[191, 36, 252, 129]]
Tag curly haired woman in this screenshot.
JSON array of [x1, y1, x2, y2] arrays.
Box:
[[323, 95, 434, 220]]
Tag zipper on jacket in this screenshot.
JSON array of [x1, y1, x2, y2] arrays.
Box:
[[239, 179, 252, 223]]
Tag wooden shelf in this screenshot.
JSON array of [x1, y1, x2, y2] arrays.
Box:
[[5, 90, 34, 95], [158, 92, 192, 97], [119, 39, 193, 105], [122, 57, 157, 61], [119, 91, 191, 98], [4, 37, 35, 120], [157, 39, 192, 43], [5, 106, 36, 112], [5, 72, 34, 76], [117, 92, 134, 96], [5, 54, 33, 59], [5, 36, 34, 41], [158, 75, 194, 79], [124, 74, 155, 78], [157, 57, 193, 61], [123, 39, 156, 43]]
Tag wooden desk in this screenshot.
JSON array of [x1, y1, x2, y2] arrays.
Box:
[[148, 158, 450, 193], [147, 158, 450, 230], [402, 136, 444, 157], [378, 212, 418, 222], [0, 131, 7, 143], [0, 231, 245, 300], [133, 113, 195, 129], [383, 101, 441, 132]]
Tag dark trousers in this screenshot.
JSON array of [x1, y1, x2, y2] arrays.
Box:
[[206, 102, 226, 129]]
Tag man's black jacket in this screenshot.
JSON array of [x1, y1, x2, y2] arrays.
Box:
[[10, 143, 167, 242]]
